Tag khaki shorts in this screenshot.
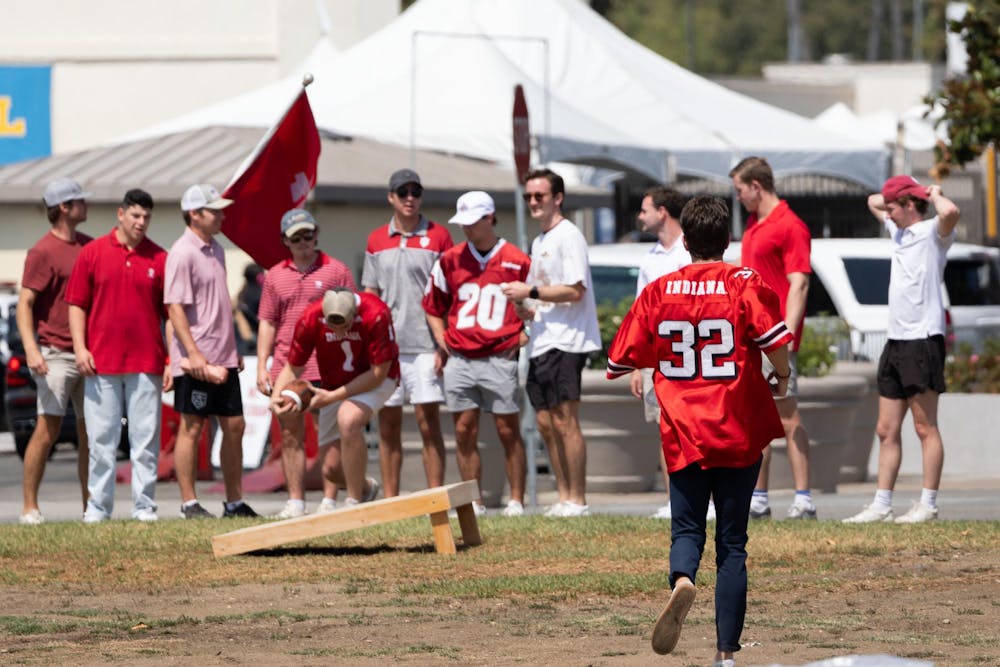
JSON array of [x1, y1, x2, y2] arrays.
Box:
[[34, 346, 85, 418], [317, 377, 397, 445]]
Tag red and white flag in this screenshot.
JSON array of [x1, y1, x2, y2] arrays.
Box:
[[222, 89, 321, 268]]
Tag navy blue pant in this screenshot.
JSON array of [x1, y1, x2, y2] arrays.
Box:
[[668, 458, 761, 653]]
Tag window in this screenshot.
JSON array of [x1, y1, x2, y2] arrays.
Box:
[[944, 257, 1000, 306], [843, 258, 891, 306], [590, 265, 640, 306]]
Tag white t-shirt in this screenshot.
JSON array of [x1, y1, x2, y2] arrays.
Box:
[[527, 219, 601, 358], [884, 215, 955, 340], [636, 235, 692, 295]]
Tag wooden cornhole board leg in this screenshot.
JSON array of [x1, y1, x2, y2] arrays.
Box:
[[212, 480, 482, 557]]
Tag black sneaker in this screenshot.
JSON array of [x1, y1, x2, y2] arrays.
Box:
[[180, 502, 216, 519], [222, 502, 259, 518]]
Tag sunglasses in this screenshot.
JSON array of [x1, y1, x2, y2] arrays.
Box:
[[394, 185, 423, 199], [522, 192, 549, 203], [287, 231, 316, 243]]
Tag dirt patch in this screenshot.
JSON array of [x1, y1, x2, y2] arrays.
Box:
[[2, 550, 998, 666]]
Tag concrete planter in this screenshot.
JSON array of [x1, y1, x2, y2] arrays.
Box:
[[577, 369, 661, 493], [888, 393, 1000, 478], [831, 361, 879, 483], [767, 369, 868, 493]]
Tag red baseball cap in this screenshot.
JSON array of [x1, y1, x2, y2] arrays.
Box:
[[881, 175, 929, 203]]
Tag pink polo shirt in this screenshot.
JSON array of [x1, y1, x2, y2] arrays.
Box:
[[258, 251, 355, 382], [164, 227, 239, 376], [64, 229, 168, 374]]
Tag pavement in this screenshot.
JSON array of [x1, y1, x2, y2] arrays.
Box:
[[2, 431, 999, 523]]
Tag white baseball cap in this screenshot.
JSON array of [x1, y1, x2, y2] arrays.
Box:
[[43, 177, 91, 207], [449, 190, 495, 226], [181, 184, 233, 212]]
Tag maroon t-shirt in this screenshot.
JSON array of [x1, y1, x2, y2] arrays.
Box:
[[21, 230, 93, 351]]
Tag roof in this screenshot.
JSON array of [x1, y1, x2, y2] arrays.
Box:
[[0, 126, 611, 208]]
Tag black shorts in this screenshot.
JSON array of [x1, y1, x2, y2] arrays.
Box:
[[525, 349, 588, 410], [876, 336, 947, 400], [173, 370, 243, 417]]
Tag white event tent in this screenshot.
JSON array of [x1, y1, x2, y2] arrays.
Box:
[[815, 102, 946, 152], [124, 0, 889, 189]]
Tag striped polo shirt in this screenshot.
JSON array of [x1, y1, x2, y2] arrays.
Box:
[[361, 216, 453, 354], [258, 250, 355, 382]]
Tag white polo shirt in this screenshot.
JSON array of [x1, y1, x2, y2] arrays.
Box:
[[527, 219, 601, 358], [885, 215, 955, 340], [636, 235, 692, 295]]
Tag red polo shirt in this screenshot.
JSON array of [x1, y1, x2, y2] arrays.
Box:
[[741, 200, 811, 350], [64, 229, 168, 374]]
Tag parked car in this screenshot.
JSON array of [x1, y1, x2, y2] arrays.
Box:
[[0, 288, 21, 433], [588, 238, 1000, 361]]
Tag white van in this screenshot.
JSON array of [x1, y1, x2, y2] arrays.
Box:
[[588, 238, 1000, 360]]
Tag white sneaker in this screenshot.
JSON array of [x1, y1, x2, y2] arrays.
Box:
[[651, 503, 672, 520], [134, 508, 158, 522], [502, 500, 525, 517], [544, 501, 567, 517], [344, 497, 360, 508], [786, 502, 817, 520], [271, 500, 307, 519], [842, 503, 894, 524], [316, 498, 338, 514], [749, 498, 771, 520], [361, 477, 380, 503], [713, 659, 736, 667], [82, 512, 107, 524], [472, 501, 486, 516], [895, 501, 938, 524], [559, 501, 590, 517], [19, 509, 45, 525]]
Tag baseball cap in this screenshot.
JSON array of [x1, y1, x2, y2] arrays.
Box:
[[43, 177, 91, 207], [449, 191, 495, 226], [280, 208, 317, 237], [881, 175, 929, 203], [389, 168, 421, 191], [322, 289, 358, 324], [181, 184, 233, 211]]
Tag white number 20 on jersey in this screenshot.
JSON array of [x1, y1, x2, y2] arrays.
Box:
[[456, 283, 507, 331], [657, 318, 736, 379]]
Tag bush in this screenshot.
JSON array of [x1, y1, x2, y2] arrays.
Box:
[[795, 319, 845, 378], [945, 338, 1000, 393], [591, 296, 635, 368]]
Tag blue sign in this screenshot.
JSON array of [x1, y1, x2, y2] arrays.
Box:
[[0, 65, 51, 166]]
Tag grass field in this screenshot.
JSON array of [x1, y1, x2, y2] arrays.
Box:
[[2, 516, 999, 665]]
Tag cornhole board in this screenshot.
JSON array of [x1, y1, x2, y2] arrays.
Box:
[[212, 480, 482, 558]]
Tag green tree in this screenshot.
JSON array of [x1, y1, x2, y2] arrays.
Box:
[[925, 1, 1000, 172]]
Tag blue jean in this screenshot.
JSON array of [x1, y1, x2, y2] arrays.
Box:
[[668, 458, 761, 654], [83, 373, 161, 520]]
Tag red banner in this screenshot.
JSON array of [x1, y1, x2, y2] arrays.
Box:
[[221, 89, 321, 269]]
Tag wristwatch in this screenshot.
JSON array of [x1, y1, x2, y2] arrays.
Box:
[[529, 286, 539, 299]]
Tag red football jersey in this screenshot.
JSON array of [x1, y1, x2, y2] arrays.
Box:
[[422, 239, 530, 358], [607, 261, 792, 473], [287, 292, 400, 389]]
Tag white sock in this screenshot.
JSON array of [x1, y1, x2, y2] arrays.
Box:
[[920, 488, 938, 508], [794, 490, 813, 508], [182, 499, 200, 509], [288, 499, 306, 511], [873, 489, 893, 509]]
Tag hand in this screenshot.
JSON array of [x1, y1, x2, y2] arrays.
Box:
[[629, 369, 643, 399], [257, 367, 272, 395], [514, 301, 535, 321], [238, 356, 245, 373], [26, 348, 48, 376], [926, 184, 942, 199], [162, 368, 174, 393], [502, 281, 531, 302], [308, 385, 334, 411], [75, 349, 96, 377], [433, 347, 449, 375], [185, 350, 209, 382], [270, 394, 297, 415]]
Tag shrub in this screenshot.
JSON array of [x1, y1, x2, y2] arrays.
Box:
[[945, 338, 1000, 393], [591, 296, 635, 368]]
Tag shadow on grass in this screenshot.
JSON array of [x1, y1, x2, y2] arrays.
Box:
[[242, 542, 463, 557]]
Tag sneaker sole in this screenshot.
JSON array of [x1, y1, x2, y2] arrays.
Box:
[[651, 579, 696, 655]]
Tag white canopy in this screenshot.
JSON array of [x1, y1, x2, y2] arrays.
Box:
[[815, 102, 946, 152], [124, 0, 889, 189]]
